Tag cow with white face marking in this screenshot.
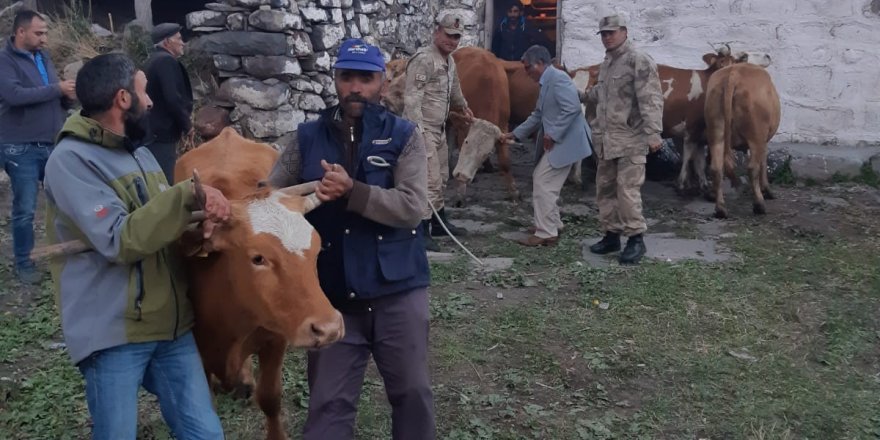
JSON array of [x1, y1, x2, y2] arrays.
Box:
[[174, 127, 344, 440]]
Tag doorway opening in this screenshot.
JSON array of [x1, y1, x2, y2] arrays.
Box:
[[486, 0, 558, 61]]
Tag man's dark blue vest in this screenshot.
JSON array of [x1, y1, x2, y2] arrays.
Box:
[[298, 105, 430, 308]]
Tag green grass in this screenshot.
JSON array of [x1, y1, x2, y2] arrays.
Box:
[[1, 220, 878, 439]]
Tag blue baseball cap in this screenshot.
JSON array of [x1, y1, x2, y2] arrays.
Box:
[[334, 39, 385, 72]]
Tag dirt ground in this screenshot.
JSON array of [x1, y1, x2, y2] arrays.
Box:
[[1, 143, 879, 439]]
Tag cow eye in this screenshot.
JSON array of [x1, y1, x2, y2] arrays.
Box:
[[251, 255, 266, 265]]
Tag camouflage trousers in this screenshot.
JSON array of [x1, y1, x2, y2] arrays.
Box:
[[596, 155, 647, 236], [423, 129, 448, 219]]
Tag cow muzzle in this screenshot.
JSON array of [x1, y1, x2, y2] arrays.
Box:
[[294, 310, 345, 348]]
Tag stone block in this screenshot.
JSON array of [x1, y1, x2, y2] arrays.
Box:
[[243, 55, 302, 79], [249, 9, 303, 31], [198, 31, 287, 56], [287, 32, 314, 57], [213, 54, 241, 71], [310, 24, 345, 51], [245, 104, 305, 138], [218, 77, 291, 110], [187, 10, 227, 29], [227, 12, 246, 31]]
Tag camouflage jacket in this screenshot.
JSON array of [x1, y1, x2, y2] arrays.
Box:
[[403, 44, 468, 134], [585, 40, 663, 159]]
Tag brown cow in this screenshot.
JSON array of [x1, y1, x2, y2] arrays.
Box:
[[704, 63, 781, 218], [174, 127, 345, 440], [384, 47, 518, 204]]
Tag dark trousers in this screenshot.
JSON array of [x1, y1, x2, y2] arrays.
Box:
[[303, 288, 435, 440], [146, 141, 177, 183]]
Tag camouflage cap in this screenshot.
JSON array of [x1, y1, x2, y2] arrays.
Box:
[[437, 13, 464, 36], [597, 14, 627, 33]]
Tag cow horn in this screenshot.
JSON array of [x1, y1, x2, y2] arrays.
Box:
[[302, 193, 322, 214], [280, 181, 319, 196]]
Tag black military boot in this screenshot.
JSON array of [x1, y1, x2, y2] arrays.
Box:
[[619, 234, 647, 265], [589, 232, 621, 255], [431, 208, 468, 237], [422, 220, 440, 252]]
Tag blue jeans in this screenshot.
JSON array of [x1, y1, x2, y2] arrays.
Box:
[[76, 331, 224, 440], [1, 143, 50, 269]]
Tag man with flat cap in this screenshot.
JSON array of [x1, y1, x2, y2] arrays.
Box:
[[144, 22, 192, 183], [404, 12, 475, 252], [267, 38, 434, 439], [583, 14, 663, 265]]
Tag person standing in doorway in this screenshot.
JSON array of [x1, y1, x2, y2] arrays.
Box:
[[491, 1, 533, 61], [0, 9, 75, 284], [404, 13, 475, 252], [145, 22, 193, 183], [583, 14, 663, 264]]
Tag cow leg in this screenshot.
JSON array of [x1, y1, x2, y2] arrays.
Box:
[[496, 141, 519, 201], [675, 137, 693, 195], [748, 143, 767, 215], [760, 152, 775, 200], [256, 335, 288, 440], [692, 143, 711, 194], [566, 160, 583, 188], [709, 142, 728, 219]]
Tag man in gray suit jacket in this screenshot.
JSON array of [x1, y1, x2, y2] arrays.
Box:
[[500, 45, 592, 246]]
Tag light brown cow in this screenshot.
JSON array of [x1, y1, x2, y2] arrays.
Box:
[[174, 127, 345, 440], [704, 63, 781, 218]]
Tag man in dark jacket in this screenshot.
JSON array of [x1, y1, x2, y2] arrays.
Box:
[[144, 22, 193, 183], [268, 38, 434, 439], [0, 9, 75, 284], [491, 2, 532, 61]]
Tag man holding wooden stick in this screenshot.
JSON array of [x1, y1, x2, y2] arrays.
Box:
[[43, 53, 229, 439]]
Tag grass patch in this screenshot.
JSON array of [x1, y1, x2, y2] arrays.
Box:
[[2, 210, 878, 439]]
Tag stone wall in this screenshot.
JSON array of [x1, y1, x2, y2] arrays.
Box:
[[559, 0, 880, 147], [186, 0, 486, 142]]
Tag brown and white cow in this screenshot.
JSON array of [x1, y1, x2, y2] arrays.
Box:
[[174, 127, 345, 440], [577, 46, 762, 194], [704, 63, 781, 218]]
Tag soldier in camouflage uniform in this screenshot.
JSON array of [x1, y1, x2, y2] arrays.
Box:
[[583, 14, 664, 264], [403, 13, 474, 252]]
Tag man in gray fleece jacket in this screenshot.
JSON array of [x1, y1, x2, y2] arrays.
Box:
[[0, 9, 76, 283]]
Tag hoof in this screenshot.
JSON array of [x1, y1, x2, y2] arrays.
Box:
[[753, 203, 766, 215], [451, 198, 466, 208], [231, 381, 254, 400], [704, 192, 717, 202], [714, 207, 728, 219], [762, 189, 775, 200]]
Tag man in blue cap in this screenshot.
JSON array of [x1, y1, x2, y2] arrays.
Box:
[[268, 38, 434, 439]]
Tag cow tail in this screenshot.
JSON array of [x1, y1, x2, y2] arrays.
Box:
[[722, 70, 737, 182]]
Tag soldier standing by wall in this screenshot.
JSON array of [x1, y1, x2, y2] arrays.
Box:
[[404, 13, 475, 252], [583, 14, 664, 265]]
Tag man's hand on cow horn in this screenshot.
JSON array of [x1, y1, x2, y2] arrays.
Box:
[[316, 160, 354, 202], [498, 132, 516, 145], [201, 185, 231, 223], [462, 107, 475, 124]]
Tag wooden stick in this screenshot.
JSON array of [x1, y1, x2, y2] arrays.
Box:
[[31, 211, 206, 261]]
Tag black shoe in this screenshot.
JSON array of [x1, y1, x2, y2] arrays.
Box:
[[431, 208, 468, 237], [422, 220, 440, 252], [619, 234, 647, 265], [589, 232, 621, 255]]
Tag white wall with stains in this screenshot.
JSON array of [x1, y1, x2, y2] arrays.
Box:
[[559, 0, 880, 146]]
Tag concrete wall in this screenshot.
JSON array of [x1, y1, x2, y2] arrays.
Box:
[[559, 0, 880, 147]]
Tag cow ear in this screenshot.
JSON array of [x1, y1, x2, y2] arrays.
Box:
[[179, 222, 232, 257], [702, 53, 718, 67]]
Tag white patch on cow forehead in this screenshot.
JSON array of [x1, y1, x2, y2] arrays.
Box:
[[687, 71, 703, 102], [247, 193, 314, 257]]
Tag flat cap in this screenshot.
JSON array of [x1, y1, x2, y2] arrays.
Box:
[[151, 23, 181, 44]]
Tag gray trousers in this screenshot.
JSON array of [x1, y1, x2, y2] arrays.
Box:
[[303, 287, 435, 440]]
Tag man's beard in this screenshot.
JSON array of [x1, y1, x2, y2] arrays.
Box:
[[123, 93, 150, 143]]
